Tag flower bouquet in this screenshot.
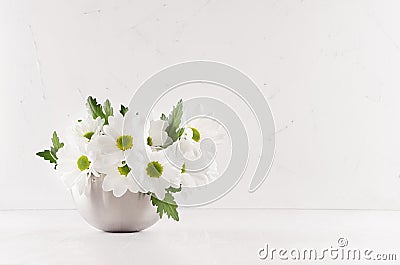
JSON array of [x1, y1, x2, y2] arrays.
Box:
[[37, 96, 221, 231]]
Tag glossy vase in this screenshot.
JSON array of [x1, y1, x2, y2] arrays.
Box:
[[71, 175, 159, 232]]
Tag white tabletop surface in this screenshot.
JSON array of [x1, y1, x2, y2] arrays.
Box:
[[0, 209, 399, 265]]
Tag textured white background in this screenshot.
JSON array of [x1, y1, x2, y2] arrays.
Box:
[[1, 0, 400, 210]]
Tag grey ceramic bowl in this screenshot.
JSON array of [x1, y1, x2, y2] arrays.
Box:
[[71, 175, 159, 233]]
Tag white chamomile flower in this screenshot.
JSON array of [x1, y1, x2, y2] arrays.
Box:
[[147, 120, 173, 149], [57, 143, 103, 195], [91, 113, 138, 164], [169, 117, 225, 187], [73, 116, 104, 144], [127, 147, 181, 200], [101, 162, 144, 197]]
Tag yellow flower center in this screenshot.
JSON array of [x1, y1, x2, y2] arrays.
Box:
[[116, 135, 133, 151], [77, 155, 91, 171], [83, 131, 94, 140], [118, 164, 131, 177], [146, 161, 163, 178]]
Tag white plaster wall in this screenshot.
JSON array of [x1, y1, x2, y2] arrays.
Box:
[[1, 0, 400, 209]]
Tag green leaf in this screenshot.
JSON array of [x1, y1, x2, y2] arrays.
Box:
[[103, 99, 114, 124], [177, 127, 185, 139], [151, 193, 179, 221], [160, 113, 167, 120], [166, 185, 182, 194], [50, 147, 58, 159], [120, 105, 129, 117], [165, 99, 183, 142], [51, 131, 64, 152], [37, 131, 64, 169], [36, 150, 57, 164], [87, 96, 105, 120]]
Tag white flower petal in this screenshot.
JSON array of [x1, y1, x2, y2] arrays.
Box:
[[113, 185, 128, 198], [149, 120, 170, 147], [102, 174, 119, 191], [149, 150, 167, 164], [126, 176, 142, 193], [179, 139, 202, 161], [153, 184, 167, 200], [71, 116, 104, 145], [90, 135, 118, 154], [123, 111, 142, 137], [162, 165, 181, 187], [103, 116, 122, 140], [180, 172, 197, 187]]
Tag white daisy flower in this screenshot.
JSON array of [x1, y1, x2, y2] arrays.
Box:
[[101, 161, 144, 197], [147, 120, 172, 150], [91, 113, 138, 164], [127, 146, 181, 200], [72, 116, 104, 144], [167, 117, 225, 187], [57, 143, 104, 195]]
